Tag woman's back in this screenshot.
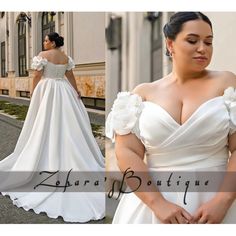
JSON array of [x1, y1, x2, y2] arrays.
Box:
[[33, 49, 74, 79], [39, 49, 69, 65]]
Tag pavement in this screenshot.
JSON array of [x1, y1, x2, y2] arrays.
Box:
[[0, 96, 108, 224], [105, 196, 120, 223]]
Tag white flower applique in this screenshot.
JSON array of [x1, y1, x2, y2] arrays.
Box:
[[223, 87, 236, 106], [31, 56, 48, 71], [223, 87, 236, 135], [105, 92, 144, 142], [66, 56, 75, 71]]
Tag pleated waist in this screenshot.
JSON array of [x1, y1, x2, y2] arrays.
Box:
[[145, 146, 229, 171]]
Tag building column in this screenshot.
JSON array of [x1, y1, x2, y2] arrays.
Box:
[[127, 13, 151, 90], [64, 12, 73, 56], [55, 13, 60, 33], [105, 13, 122, 115], [5, 12, 9, 73], [8, 12, 16, 97], [26, 13, 30, 71], [31, 13, 39, 57], [8, 12, 15, 74], [120, 12, 128, 91], [127, 13, 138, 90], [162, 12, 171, 76]]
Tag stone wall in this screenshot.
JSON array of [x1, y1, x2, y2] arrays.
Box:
[[0, 63, 105, 99]]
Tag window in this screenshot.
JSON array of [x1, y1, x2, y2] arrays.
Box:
[[19, 91, 30, 98], [1, 89, 9, 95], [18, 21, 28, 77], [151, 13, 163, 81], [81, 97, 105, 110], [42, 12, 56, 49], [1, 42, 6, 77]]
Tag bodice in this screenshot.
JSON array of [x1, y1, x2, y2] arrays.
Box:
[[106, 88, 236, 170], [31, 56, 75, 79]]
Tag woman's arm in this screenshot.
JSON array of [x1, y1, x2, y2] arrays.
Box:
[[31, 70, 43, 97], [216, 133, 236, 202], [115, 128, 192, 224], [31, 51, 46, 97], [191, 135, 236, 224], [65, 70, 81, 98]]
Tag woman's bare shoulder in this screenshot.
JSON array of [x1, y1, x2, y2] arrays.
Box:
[[37, 51, 46, 57], [131, 78, 165, 101], [37, 51, 53, 60], [213, 70, 236, 89], [131, 83, 147, 101], [37, 50, 68, 63], [222, 71, 236, 88], [61, 50, 68, 57]]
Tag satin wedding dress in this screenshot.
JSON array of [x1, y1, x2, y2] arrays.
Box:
[[106, 88, 236, 223], [0, 56, 105, 222]]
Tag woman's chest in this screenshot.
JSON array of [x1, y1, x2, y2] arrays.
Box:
[[138, 98, 229, 147]]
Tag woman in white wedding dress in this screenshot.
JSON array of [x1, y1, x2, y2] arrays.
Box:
[[0, 32, 105, 223], [106, 12, 236, 223]]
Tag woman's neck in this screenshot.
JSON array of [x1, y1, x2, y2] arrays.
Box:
[[171, 65, 208, 84]]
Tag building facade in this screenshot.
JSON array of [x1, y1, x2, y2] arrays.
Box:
[[0, 12, 105, 110]]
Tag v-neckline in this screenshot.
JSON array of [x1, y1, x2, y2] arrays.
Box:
[[143, 96, 223, 127]]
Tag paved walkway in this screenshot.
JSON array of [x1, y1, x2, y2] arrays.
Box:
[[0, 99, 106, 223]]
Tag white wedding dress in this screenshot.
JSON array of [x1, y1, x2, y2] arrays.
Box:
[[0, 56, 105, 222], [106, 88, 236, 223]]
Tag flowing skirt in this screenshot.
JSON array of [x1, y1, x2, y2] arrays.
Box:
[[112, 165, 236, 224], [0, 77, 105, 222]]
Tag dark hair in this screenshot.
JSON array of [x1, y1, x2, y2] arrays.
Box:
[[47, 32, 64, 48], [163, 12, 213, 56]]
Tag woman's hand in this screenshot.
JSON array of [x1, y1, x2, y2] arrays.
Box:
[[191, 194, 233, 224], [151, 197, 193, 224], [115, 133, 192, 224]]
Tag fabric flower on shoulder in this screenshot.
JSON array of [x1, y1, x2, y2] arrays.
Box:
[[223, 87, 236, 105], [223, 87, 236, 135], [31, 56, 48, 71], [66, 56, 75, 71], [105, 91, 144, 142]]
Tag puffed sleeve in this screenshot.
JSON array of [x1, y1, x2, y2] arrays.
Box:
[[223, 87, 236, 135], [105, 91, 144, 143], [31, 56, 47, 71], [66, 56, 75, 71]]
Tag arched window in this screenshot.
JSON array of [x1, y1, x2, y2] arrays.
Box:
[[42, 12, 56, 49], [18, 19, 28, 77]]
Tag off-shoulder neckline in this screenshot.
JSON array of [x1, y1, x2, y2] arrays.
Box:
[[34, 55, 71, 66], [125, 86, 235, 126], [143, 96, 223, 127], [130, 86, 235, 103]]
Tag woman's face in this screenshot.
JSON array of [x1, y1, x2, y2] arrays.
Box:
[[167, 19, 213, 72], [43, 36, 55, 50]]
